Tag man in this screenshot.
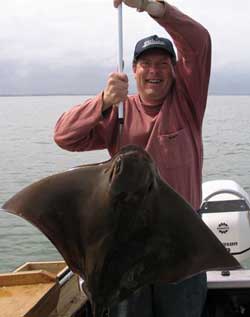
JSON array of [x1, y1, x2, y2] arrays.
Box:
[[54, 0, 211, 316]]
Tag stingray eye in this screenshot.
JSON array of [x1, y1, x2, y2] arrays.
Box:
[[148, 181, 154, 193], [147, 181, 154, 194], [115, 158, 122, 175]]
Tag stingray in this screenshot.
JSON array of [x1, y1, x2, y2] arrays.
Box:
[[2, 145, 240, 316]]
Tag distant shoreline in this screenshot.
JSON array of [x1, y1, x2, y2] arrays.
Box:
[[0, 93, 249, 97]]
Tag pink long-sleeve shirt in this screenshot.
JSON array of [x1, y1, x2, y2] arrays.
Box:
[[54, 3, 211, 210]]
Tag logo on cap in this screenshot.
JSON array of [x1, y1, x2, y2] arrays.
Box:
[[142, 39, 165, 48]]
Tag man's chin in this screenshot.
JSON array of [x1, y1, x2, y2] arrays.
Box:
[[141, 94, 165, 105]]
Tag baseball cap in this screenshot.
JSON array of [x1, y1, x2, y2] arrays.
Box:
[[133, 34, 176, 63]]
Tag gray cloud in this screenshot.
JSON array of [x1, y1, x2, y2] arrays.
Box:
[[1, 0, 249, 95], [1, 59, 249, 95]]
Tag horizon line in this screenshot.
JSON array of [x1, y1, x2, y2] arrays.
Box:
[[0, 93, 249, 97]]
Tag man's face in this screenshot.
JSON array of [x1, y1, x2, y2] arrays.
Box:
[[133, 48, 175, 105]]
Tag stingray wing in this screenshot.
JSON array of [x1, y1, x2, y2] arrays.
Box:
[[2, 164, 109, 277], [94, 178, 241, 307], [148, 179, 241, 282]]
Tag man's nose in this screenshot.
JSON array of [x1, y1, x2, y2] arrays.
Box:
[[147, 65, 161, 74]]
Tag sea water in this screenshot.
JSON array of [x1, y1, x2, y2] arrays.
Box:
[[0, 95, 249, 272]]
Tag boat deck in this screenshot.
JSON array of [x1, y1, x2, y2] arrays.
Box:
[[0, 261, 87, 317]]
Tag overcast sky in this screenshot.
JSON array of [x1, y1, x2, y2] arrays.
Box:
[[1, 0, 249, 95]]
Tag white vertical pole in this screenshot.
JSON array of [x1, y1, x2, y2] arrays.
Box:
[[117, 4, 124, 125]]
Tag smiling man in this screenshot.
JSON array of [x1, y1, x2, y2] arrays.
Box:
[[54, 0, 211, 316], [133, 37, 176, 105]]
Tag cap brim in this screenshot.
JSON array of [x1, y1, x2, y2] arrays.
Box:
[[134, 45, 174, 61]]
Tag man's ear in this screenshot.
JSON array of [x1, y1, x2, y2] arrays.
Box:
[[132, 63, 137, 78]]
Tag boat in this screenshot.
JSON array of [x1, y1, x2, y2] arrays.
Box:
[[0, 261, 88, 317], [1, 179, 250, 316], [202, 180, 250, 316]]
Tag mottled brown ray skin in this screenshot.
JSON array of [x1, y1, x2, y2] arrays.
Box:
[[2, 145, 241, 317]]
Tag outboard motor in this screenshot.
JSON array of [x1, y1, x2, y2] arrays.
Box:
[[201, 180, 250, 266]]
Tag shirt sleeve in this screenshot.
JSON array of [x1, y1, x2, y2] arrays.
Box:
[[54, 93, 118, 153], [154, 2, 212, 126]]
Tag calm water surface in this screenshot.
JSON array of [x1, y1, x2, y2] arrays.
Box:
[[0, 95, 249, 272]]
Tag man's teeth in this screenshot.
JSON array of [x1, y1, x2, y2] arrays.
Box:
[[147, 80, 161, 83]]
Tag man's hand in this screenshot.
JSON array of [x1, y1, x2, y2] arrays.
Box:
[[113, 0, 165, 17], [102, 72, 129, 111], [114, 0, 147, 11]]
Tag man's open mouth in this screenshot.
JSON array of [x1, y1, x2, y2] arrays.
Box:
[[146, 79, 162, 84]]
